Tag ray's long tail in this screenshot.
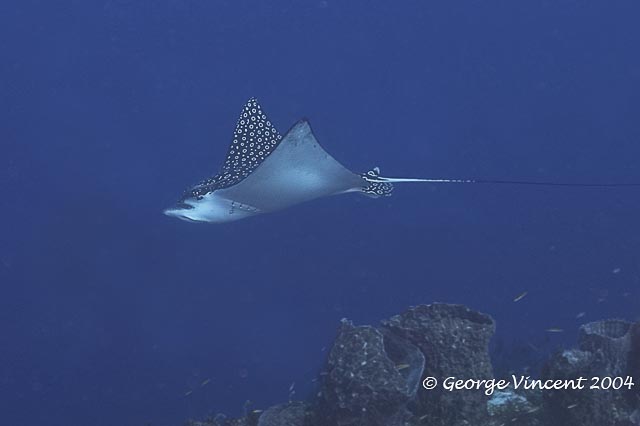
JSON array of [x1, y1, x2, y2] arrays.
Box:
[[359, 166, 640, 198], [373, 176, 640, 188]]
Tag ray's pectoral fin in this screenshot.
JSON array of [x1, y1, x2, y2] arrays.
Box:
[[358, 166, 394, 198]]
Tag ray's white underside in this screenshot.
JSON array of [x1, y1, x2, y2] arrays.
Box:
[[165, 121, 365, 223]]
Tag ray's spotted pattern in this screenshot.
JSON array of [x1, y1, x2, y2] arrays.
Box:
[[360, 167, 394, 197], [185, 98, 282, 200]]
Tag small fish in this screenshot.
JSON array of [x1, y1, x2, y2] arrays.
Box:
[[396, 363, 410, 370], [612, 267, 621, 274], [513, 291, 528, 302], [576, 312, 586, 319], [546, 328, 564, 333], [200, 378, 211, 387], [419, 414, 429, 421], [526, 406, 540, 414], [567, 403, 579, 409], [289, 382, 295, 392], [251, 409, 263, 414], [184, 390, 193, 397]]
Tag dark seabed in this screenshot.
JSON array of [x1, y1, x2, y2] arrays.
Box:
[[1, 1, 639, 425]]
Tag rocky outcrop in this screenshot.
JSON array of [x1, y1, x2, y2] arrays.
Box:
[[486, 389, 543, 426], [256, 402, 314, 426], [317, 319, 424, 426], [184, 307, 638, 426], [579, 320, 634, 376], [631, 322, 640, 400], [542, 320, 637, 426], [382, 303, 496, 426]]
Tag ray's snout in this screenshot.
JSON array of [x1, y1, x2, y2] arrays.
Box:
[[164, 192, 260, 223], [163, 202, 198, 222]]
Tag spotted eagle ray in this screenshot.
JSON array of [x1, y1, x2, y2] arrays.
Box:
[[164, 98, 640, 223]]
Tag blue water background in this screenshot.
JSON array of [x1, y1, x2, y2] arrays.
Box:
[[2, 1, 640, 425]]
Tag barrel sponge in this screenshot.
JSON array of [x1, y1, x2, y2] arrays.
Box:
[[578, 319, 633, 376]]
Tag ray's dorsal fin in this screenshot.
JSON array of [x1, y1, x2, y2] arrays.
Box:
[[187, 98, 283, 199]]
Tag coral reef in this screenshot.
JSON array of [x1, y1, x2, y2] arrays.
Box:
[[579, 320, 633, 376], [256, 402, 314, 426], [542, 320, 637, 426], [184, 307, 639, 426], [317, 320, 424, 426], [382, 303, 496, 426], [486, 389, 543, 426], [631, 322, 640, 400]]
